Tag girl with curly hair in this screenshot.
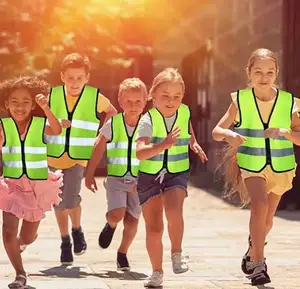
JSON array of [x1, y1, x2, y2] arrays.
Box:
[[0, 76, 63, 289]]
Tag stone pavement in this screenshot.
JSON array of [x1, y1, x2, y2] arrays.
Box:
[[0, 177, 300, 289]]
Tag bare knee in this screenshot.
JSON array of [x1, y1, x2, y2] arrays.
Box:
[[251, 195, 269, 215], [107, 208, 126, 224], [165, 206, 183, 224], [145, 218, 164, 238], [124, 213, 138, 232]]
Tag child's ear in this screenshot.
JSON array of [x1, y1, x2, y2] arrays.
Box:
[[32, 101, 36, 110], [4, 100, 9, 110]]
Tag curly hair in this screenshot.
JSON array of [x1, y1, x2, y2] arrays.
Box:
[[0, 76, 50, 115]]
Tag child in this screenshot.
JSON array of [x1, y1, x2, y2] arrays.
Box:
[[45, 53, 117, 265], [212, 48, 300, 286], [0, 76, 63, 288], [136, 68, 207, 287], [85, 78, 147, 271]]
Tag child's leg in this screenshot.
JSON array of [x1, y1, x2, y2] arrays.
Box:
[[2, 212, 25, 276], [118, 212, 139, 254], [106, 208, 126, 228], [142, 196, 164, 273], [265, 193, 282, 236], [244, 177, 268, 262], [163, 187, 185, 254], [19, 219, 40, 246]]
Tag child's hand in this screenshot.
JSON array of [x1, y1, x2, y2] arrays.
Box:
[[162, 126, 181, 149], [85, 174, 98, 193], [128, 184, 137, 195], [35, 94, 49, 109], [264, 128, 290, 139], [61, 119, 71, 128], [225, 131, 246, 148], [190, 141, 208, 163]]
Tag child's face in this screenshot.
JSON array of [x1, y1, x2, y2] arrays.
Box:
[[249, 58, 277, 91], [153, 81, 184, 117], [119, 90, 146, 116], [5, 88, 35, 123], [61, 67, 89, 96]]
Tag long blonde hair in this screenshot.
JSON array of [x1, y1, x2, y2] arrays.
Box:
[[219, 48, 278, 207]]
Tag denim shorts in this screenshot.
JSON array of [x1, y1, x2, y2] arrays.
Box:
[[137, 169, 189, 205]]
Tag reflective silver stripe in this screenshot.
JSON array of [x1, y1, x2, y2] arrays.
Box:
[[234, 128, 287, 140], [69, 137, 95, 146], [3, 160, 47, 168], [2, 147, 46, 154], [148, 152, 189, 162], [107, 142, 137, 150], [26, 160, 48, 168], [151, 137, 190, 146], [107, 157, 139, 166], [271, 148, 294, 157], [24, 147, 47, 154], [238, 146, 294, 157], [2, 147, 22, 154], [238, 147, 266, 156], [44, 135, 65, 144], [72, 119, 99, 131]]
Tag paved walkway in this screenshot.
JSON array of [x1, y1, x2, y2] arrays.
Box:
[[0, 177, 300, 288]]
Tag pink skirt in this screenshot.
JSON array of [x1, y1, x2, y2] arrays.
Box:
[[0, 170, 63, 222]]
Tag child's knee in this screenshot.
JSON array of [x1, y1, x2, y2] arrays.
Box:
[[146, 219, 164, 236], [107, 208, 126, 224], [124, 213, 139, 230], [20, 234, 37, 245]]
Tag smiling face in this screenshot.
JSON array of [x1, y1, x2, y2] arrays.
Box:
[[61, 67, 89, 96], [248, 58, 277, 92], [152, 81, 184, 117], [5, 88, 35, 123]]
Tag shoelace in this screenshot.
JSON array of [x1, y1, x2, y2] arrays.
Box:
[[246, 262, 266, 279]]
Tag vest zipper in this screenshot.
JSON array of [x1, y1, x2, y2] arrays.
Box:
[[128, 137, 132, 174], [163, 149, 168, 168], [65, 112, 72, 153], [263, 123, 271, 164], [21, 140, 27, 176]]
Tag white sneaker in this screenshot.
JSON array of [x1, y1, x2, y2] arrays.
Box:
[[144, 271, 163, 288], [171, 252, 189, 274]]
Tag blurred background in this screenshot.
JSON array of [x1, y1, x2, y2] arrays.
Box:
[[1, 0, 300, 209]]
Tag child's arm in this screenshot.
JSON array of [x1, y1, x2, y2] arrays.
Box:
[[35, 94, 62, 135], [136, 127, 181, 160], [212, 103, 246, 148], [265, 113, 300, 145], [98, 93, 117, 123], [0, 123, 4, 150], [85, 134, 108, 192], [189, 121, 208, 162]]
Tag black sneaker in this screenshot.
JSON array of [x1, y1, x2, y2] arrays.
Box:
[[60, 241, 73, 266], [247, 262, 271, 286], [72, 227, 87, 256], [98, 223, 116, 249], [241, 235, 267, 275], [117, 252, 131, 271]]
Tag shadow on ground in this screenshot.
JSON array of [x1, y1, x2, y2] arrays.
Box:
[[29, 266, 147, 281]]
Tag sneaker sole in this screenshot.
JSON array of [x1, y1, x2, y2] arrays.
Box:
[[61, 261, 73, 266], [173, 267, 189, 274], [117, 266, 131, 271], [144, 284, 163, 288], [74, 249, 86, 256]]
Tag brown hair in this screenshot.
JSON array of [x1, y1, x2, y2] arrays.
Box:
[[246, 48, 279, 75], [149, 68, 185, 100], [217, 145, 250, 207], [61, 53, 91, 73], [118, 78, 148, 101]]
